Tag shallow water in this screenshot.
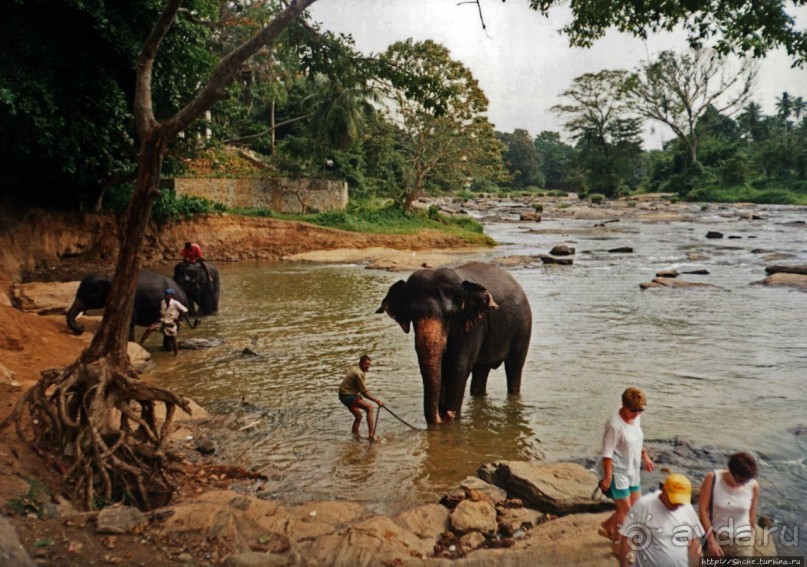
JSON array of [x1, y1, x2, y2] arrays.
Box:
[[149, 202, 807, 552]]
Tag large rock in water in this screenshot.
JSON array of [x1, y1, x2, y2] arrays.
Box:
[[477, 461, 612, 515], [759, 272, 807, 290], [11, 281, 80, 315]]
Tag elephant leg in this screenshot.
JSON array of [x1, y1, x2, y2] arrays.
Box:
[[504, 347, 528, 395], [441, 357, 473, 418], [470, 366, 491, 397]]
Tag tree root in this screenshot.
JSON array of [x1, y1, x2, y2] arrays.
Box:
[[0, 358, 191, 510]]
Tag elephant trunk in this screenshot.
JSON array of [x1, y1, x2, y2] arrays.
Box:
[[66, 299, 86, 335], [414, 318, 448, 424]]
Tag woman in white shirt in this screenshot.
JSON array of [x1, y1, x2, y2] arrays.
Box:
[[597, 387, 654, 543], [699, 452, 760, 558]]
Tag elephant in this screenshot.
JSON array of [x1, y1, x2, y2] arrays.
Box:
[[173, 261, 220, 317], [377, 262, 532, 425], [66, 271, 197, 343]]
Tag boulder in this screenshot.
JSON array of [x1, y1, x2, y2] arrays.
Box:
[[450, 500, 498, 535], [655, 269, 679, 278], [759, 272, 807, 290], [549, 245, 575, 256], [608, 247, 634, 253], [765, 264, 807, 276], [443, 477, 508, 507], [96, 505, 148, 534], [394, 504, 450, 541], [519, 212, 541, 222], [443, 512, 616, 567], [126, 341, 153, 374], [0, 517, 35, 567], [294, 515, 433, 566], [477, 461, 612, 515], [538, 255, 573, 265], [11, 281, 80, 315], [497, 506, 544, 536], [639, 278, 722, 290], [460, 531, 486, 551], [706, 231, 724, 239], [492, 255, 543, 268], [683, 269, 710, 275]]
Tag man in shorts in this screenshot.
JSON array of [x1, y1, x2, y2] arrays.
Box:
[[139, 288, 188, 356], [338, 355, 384, 442]]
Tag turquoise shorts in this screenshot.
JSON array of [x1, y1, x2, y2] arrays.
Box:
[[605, 477, 641, 500]]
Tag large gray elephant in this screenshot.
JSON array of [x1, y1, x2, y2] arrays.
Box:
[[377, 262, 532, 424], [173, 261, 220, 317], [66, 271, 197, 342]]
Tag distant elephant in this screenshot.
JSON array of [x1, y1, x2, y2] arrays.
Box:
[[173, 261, 220, 317], [66, 271, 197, 342], [377, 262, 532, 424]]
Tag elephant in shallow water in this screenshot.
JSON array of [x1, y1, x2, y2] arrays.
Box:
[[66, 271, 196, 342], [173, 261, 220, 317], [377, 262, 532, 424]]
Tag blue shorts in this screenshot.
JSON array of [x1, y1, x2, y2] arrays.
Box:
[[605, 477, 641, 500], [339, 393, 360, 407]]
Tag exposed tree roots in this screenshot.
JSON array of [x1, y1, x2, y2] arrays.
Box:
[[0, 358, 190, 510]]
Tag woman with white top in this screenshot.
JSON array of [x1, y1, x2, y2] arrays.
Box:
[[597, 386, 655, 542], [699, 452, 760, 557]]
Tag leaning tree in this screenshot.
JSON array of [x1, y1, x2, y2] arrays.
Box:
[[0, 0, 318, 510]]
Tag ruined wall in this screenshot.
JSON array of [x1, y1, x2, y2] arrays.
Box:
[[170, 177, 348, 213]]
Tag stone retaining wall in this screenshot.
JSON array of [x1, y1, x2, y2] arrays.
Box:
[[168, 177, 348, 213]]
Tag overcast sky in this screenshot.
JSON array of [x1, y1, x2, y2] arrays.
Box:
[[309, 0, 807, 149]]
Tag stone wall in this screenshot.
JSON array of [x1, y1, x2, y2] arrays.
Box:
[[169, 177, 348, 213]]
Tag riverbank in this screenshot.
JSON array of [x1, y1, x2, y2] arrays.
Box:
[[1, 194, 802, 565]]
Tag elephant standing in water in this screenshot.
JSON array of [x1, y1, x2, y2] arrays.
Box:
[[66, 271, 197, 342], [173, 261, 220, 317], [377, 262, 532, 424]]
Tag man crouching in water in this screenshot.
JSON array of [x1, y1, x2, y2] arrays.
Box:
[[338, 355, 384, 442]]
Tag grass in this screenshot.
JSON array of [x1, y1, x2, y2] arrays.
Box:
[[685, 186, 807, 205]]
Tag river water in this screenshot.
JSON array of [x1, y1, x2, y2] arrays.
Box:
[[149, 202, 807, 552]]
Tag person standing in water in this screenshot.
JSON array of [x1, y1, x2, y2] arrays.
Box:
[[338, 355, 384, 442]]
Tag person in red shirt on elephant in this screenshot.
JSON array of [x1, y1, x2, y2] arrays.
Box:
[[181, 242, 212, 282]]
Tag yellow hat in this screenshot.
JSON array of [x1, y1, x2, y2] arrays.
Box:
[[663, 473, 692, 505]]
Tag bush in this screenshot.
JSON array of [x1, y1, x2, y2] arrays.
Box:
[[532, 203, 544, 212], [589, 193, 605, 204]]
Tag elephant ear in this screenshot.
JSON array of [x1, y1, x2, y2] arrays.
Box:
[[460, 281, 499, 333], [376, 280, 411, 333]]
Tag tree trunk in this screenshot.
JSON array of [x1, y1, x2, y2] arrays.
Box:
[[270, 99, 276, 156]]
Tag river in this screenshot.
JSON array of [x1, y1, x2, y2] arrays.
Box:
[[150, 201, 807, 553]]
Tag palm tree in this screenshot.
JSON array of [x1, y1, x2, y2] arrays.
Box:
[[776, 91, 793, 141], [737, 101, 764, 143], [792, 96, 806, 123], [305, 75, 377, 150]]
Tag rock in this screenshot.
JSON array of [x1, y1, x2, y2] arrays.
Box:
[[519, 212, 541, 222], [11, 281, 80, 315], [0, 516, 36, 567], [224, 552, 289, 567], [126, 342, 153, 374], [497, 507, 544, 536], [683, 269, 710, 275], [549, 245, 575, 256], [442, 477, 508, 507], [686, 252, 710, 261], [96, 505, 148, 534], [178, 552, 194, 563], [492, 255, 542, 268], [447, 512, 616, 567], [537, 255, 573, 265], [460, 531, 486, 550], [761, 252, 797, 263], [728, 235, 742, 239], [608, 247, 634, 253], [179, 337, 224, 349], [394, 504, 450, 540], [739, 212, 764, 220], [706, 231, 724, 239], [0, 361, 14, 384], [765, 264, 807, 276], [477, 461, 612, 515], [655, 269, 679, 278], [450, 499, 498, 535], [294, 515, 432, 566], [196, 438, 217, 455], [759, 272, 807, 290], [640, 278, 722, 290], [754, 525, 778, 557]]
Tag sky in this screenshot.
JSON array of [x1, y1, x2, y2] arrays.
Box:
[[309, 0, 807, 149]]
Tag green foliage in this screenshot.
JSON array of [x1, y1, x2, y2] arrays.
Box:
[[498, 129, 542, 188], [6, 478, 54, 519], [526, 0, 807, 66], [532, 203, 544, 212], [686, 186, 807, 205], [589, 193, 605, 204], [105, 184, 225, 225]]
